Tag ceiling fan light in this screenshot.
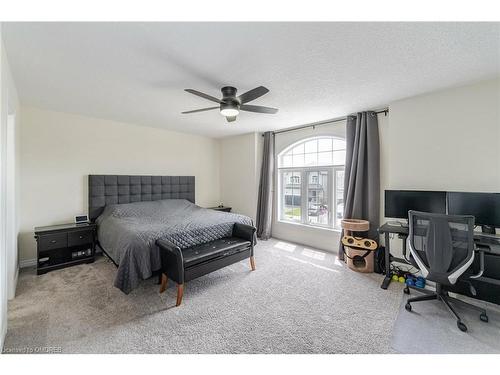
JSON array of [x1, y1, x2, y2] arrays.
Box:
[[183, 86, 277, 119], [220, 108, 239, 117]]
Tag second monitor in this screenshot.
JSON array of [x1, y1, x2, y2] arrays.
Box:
[[385, 190, 447, 219], [447, 192, 500, 234]]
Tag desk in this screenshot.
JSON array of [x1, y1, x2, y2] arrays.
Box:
[[378, 222, 500, 290]]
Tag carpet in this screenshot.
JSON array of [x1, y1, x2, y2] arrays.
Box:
[[391, 291, 500, 354], [4, 238, 403, 354]]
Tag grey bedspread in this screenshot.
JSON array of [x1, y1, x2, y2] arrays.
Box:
[[96, 199, 253, 294]]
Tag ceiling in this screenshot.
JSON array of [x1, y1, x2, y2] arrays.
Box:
[[3, 22, 499, 138]]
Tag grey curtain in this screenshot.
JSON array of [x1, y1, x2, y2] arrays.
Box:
[[339, 111, 380, 260], [256, 131, 274, 240]]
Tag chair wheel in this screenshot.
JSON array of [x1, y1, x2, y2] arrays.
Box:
[[480, 313, 489, 322], [405, 302, 412, 312], [404, 286, 410, 295], [457, 321, 468, 332]]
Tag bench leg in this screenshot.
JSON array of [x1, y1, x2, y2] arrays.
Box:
[[159, 273, 168, 293], [250, 256, 256, 271], [176, 284, 184, 306]]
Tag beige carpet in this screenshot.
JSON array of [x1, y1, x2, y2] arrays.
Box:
[[4, 238, 403, 353]]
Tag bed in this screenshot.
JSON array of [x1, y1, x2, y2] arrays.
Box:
[[88, 175, 253, 294]]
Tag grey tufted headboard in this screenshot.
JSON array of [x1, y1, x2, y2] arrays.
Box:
[[88, 175, 195, 220]]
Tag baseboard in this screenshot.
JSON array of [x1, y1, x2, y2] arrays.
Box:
[[19, 258, 37, 268]]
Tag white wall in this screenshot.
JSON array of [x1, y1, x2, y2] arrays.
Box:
[[19, 107, 221, 263], [381, 78, 500, 256], [0, 29, 20, 351], [383, 78, 500, 193], [219, 132, 262, 222]]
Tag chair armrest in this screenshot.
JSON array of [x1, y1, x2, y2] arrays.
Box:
[[470, 247, 485, 279], [156, 238, 184, 284], [232, 223, 256, 243]]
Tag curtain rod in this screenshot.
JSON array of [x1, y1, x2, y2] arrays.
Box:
[[263, 108, 388, 137]]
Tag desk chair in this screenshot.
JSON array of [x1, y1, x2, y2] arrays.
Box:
[[405, 210, 488, 332]]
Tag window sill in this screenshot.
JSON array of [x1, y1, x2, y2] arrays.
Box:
[[276, 219, 342, 233]]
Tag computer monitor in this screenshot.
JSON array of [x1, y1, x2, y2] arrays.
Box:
[[385, 190, 447, 219], [447, 192, 500, 233]]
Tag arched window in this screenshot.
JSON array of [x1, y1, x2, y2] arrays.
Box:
[[278, 136, 346, 229]]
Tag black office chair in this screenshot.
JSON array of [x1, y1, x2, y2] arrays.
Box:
[[405, 210, 488, 332]]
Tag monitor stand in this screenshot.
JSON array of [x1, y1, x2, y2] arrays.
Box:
[[481, 225, 496, 235]]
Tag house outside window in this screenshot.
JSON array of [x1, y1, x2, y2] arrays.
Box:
[[278, 136, 346, 229]]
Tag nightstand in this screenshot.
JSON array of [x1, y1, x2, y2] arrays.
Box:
[[34, 222, 97, 275], [208, 206, 232, 213]]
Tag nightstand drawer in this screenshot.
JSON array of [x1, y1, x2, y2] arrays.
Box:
[[68, 230, 93, 247], [39, 233, 68, 251]]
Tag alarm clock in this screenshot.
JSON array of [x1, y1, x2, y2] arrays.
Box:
[[75, 215, 89, 224]]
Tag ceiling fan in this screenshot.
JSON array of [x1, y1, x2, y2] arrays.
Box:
[[182, 86, 278, 122]]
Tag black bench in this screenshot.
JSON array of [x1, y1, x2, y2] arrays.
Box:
[[156, 223, 256, 306]]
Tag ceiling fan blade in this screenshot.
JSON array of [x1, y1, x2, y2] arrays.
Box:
[[226, 116, 237, 123], [185, 89, 221, 104], [240, 104, 278, 114], [238, 86, 269, 104], [181, 106, 219, 114]]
